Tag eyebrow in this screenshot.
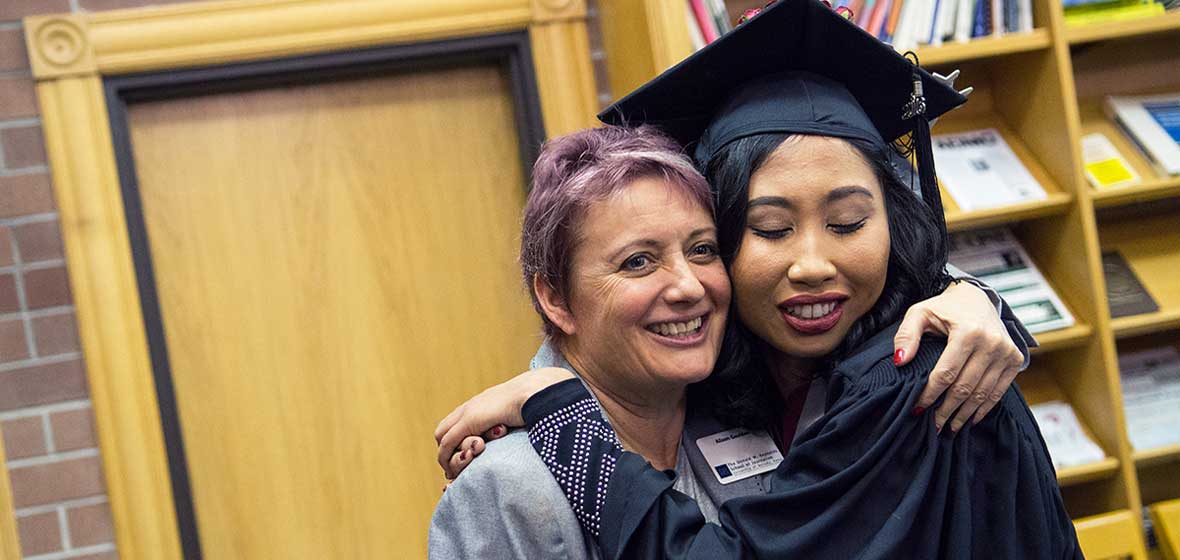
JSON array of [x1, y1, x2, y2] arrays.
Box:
[[747, 186, 874, 210]]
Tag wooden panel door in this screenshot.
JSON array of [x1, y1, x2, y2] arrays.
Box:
[[126, 64, 541, 558]]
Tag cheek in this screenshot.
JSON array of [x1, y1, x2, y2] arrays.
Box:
[[578, 276, 658, 331], [700, 262, 733, 310], [846, 223, 890, 299]]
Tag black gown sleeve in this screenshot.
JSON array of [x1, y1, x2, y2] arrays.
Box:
[[522, 333, 1082, 560]]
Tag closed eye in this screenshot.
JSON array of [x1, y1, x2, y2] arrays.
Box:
[[829, 219, 867, 235]]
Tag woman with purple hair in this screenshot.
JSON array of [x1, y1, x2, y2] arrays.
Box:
[[427, 122, 1031, 558]]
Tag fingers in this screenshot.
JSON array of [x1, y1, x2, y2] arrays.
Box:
[[894, 305, 936, 367], [437, 421, 472, 475], [434, 402, 465, 445], [443, 436, 485, 480], [971, 348, 1023, 424], [945, 360, 1003, 433], [484, 424, 508, 441], [932, 345, 985, 433], [914, 327, 973, 411]]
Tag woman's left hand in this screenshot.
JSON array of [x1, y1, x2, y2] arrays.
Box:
[[893, 281, 1024, 433]]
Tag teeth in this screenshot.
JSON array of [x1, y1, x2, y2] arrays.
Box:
[[786, 302, 838, 319], [648, 316, 703, 337]]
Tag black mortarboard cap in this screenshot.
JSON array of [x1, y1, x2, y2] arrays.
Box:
[[597, 0, 966, 162], [597, 0, 967, 238]]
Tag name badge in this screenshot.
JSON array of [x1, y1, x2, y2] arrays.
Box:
[[695, 428, 784, 485]]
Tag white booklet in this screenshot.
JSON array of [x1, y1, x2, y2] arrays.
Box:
[[1029, 401, 1106, 469], [1118, 346, 1180, 451], [1105, 94, 1180, 176], [948, 227, 1074, 334], [932, 128, 1048, 211]]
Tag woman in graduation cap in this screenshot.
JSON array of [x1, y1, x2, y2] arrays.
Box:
[[434, 0, 1077, 557], [480, 0, 1075, 556]]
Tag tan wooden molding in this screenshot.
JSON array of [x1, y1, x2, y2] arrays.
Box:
[[22, 1, 598, 558], [531, 0, 587, 23], [24, 15, 97, 79]]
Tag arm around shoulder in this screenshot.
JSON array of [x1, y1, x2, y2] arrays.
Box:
[[428, 432, 598, 560]]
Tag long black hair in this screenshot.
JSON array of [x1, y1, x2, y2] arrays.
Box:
[[689, 133, 953, 429]]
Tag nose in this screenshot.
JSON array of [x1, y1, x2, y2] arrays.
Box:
[[665, 257, 707, 304], [787, 233, 837, 288]]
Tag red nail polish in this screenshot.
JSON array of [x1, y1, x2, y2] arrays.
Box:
[[910, 406, 925, 417], [893, 349, 905, 366], [492, 426, 504, 436]]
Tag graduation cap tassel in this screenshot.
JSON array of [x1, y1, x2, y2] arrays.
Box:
[[902, 55, 949, 242]]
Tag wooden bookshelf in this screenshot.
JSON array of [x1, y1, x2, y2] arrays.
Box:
[[595, 0, 1176, 547], [1077, 101, 1180, 209], [1134, 444, 1180, 469], [1031, 323, 1093, 354], [915, 29, 1052, 66], [1100, 212, 1180, 339], [1067, 10, 1180, 44]]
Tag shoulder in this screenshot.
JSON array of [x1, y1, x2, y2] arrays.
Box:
[[429, 432, 597, 559], [832, 323, 947, 387]]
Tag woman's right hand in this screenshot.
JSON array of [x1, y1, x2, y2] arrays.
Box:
[[434, 367, 576, 480]]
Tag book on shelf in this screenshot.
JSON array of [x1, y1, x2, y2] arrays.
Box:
[[931, 128, 1049, 211], [1106, 93, 1180, 176], [1102, 251, 1159, 318], [1029, 401, 1107, 469], [948, 227, 1075, 334], [1118, 345, 1180, 451], [1082, 133, 1141, 190], [1064, 0, 1166, 25], [689, 0, 721, 43], [779, 0, 1035, 52]]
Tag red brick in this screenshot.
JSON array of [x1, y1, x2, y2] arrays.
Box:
[[1, 416, 45, 460], [0, 28, 29, 72], [78, 0, 201, 10], [0, 0, 71, 19], [1, 125, 47, 168], [0, 173, 55, 218], [0, 317, 30, 362], [51, 407, 96, 452], [24, 266, 71, 309], [0, 225, 12, 266], [0, 359, 88, 412], [16, 511, 61, 556], [33, 313, 79, 356], [0, 273, 18, 313], [0, 75, 37, 119], [12, 220, 63, 262], [67, 502, 114, 547], [9, 456, 105, 508]]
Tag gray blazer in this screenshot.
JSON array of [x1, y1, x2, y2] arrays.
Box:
[[427, 342, 774, 559]]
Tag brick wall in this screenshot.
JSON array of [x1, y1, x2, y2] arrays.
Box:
[[0, 1, 608, 558], [0, 0, 203, 557]]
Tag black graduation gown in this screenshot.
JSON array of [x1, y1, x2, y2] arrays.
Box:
[[520, 323, 1082, 559]]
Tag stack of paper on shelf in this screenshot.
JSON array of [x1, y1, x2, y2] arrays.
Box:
[[1029, 401, 1107, 469], [687, 0, 733, 47], [1118, 346, 1180, 451], [948, 227, 1074, 334], [1102, 251, 1159, 318], [932, 129, 1048, 212], [1082, 133, 1141, 190], [1106, 93, 1180, 176]]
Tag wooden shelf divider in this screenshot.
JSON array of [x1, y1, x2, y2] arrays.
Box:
[[1058, 457, 1123, 487]]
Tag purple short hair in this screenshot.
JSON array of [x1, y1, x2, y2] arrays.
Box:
[[521, 125, 713, 336]]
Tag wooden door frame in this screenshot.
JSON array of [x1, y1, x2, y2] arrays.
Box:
[[23, 2, 598, 558]]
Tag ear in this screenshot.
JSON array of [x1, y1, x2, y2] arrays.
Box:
[[533, 274, 577, 336]]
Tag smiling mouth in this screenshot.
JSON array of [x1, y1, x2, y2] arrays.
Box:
[[784, 302, 839, 320], [645, 316, 704, 338], [779, 299, 845, 335]]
